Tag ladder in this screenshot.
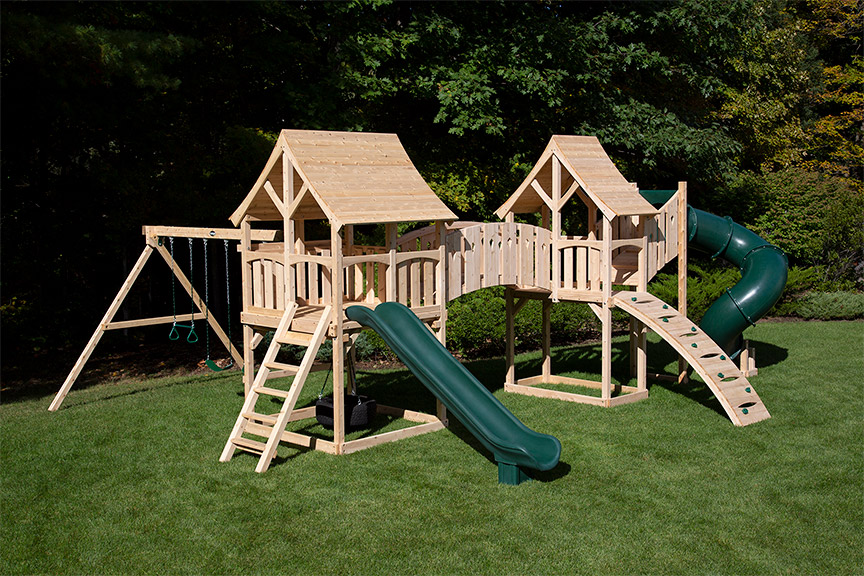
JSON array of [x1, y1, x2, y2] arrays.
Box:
[[613, 292, 770, 426], [220, 303, 332, 472]]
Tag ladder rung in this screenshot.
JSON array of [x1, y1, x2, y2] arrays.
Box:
[[278, 332, 313, 346], [254, 386, 291, 398], [231, 437, 267, 454], [242, 412, 278, 425], [264, 361, 299, 374]]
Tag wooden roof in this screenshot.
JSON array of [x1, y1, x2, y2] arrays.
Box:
[[230, 129, 457, 229], [495, 135, 657, 221]]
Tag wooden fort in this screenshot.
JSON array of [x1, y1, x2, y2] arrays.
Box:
[[53, 129, 770, 473]]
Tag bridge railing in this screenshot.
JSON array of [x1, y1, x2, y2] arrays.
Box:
[[444, 222, 552, 301]]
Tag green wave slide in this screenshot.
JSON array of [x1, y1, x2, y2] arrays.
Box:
[[345, 302, 562, 485], [641, 191, 788, 359]]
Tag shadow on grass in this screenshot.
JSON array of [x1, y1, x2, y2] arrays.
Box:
[[640, 337, 789, 418], [2, 337, 235, 405], [262, 363, 572, 482], [34, 370, 238, 412], [446, 417, 571, 483]]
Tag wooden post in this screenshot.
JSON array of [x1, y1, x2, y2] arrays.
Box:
[[242, 325, 255, 396], [677, 181, 688, 384], [241, 218, 255, 393], [505, 287, 515, 387], [284, 153, 296, 303], [636, 232, 648, 392], [345, 224, 355, 301], [542, 297, 552, 383], [435, 220, 448, 423], [331, 223, 345, 452], [49, 245, 154, 411], [601, 216, 613, 405], [551, 155, 562, 302], [386, 223, 397, 302]]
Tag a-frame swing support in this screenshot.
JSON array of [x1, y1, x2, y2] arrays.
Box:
[[49, 226, 274, 411]]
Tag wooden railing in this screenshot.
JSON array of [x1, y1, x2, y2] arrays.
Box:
[[247, 242, 444, 311], [649, 192, 681, 273], [444, 222, 552, 301], [245, 191, 683, 314], [557, 236, 603, 292], [247, 246, 288, 310]]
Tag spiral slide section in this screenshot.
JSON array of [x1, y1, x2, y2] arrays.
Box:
[[687, 207, 788, 358], [345, 302, 561, 485]]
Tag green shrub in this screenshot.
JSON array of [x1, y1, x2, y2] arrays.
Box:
[[770, 266, 820, 316], [445, 288, 506, 357], [444, 288, 612, 358], [795, 292, 864, 320], [648, 263, 743, 323], [353, 330, 395, 362]]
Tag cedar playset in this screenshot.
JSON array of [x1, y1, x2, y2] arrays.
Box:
[[52, 130, 786, 484]]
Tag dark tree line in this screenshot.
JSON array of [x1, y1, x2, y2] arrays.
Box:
[[1, 0, 861, 367]]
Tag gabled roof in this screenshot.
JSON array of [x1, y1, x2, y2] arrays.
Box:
[[230, 129, 457, 229], [495, 135, 657, 221]]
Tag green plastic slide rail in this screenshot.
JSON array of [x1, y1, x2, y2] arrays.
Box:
[[345, 302, 561, 485]]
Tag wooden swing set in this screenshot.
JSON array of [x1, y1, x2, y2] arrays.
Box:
[[48, 225, 275, 411]]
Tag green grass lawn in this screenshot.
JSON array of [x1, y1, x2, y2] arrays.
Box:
[[2, 321, 862, 575]]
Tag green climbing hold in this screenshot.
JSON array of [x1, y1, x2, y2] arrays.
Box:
[[718, 372, 725, 378], [662, 304, 668, 309], [742, 408, 749, 415], [691, 327, 697, 332], [745, 387, 751, 393], [720, 355, 726, 360], [631, 297, 637, 301], [662, 318, 669, 323], [691, 343, 697, 348]]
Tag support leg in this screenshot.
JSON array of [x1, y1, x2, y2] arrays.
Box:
[[601, 303, 613, 405], [50, 245, 154, 411], [505, 288, 515, 387], [542, 298, 552, 383], [243, 325, 255, 396], [636, 320, 647, 392]]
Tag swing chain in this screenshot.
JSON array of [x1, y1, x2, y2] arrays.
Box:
[[224, 239, 231, 342], [204, 238, 210, 360], [168, 237, 180, 341], [185, 238, 198, 343], [187, 238, 195, 330]]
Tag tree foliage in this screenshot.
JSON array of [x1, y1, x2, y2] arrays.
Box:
[[1, 0, 860, 361]]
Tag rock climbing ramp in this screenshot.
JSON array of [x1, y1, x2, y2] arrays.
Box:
[[613, 292, 770, 426]]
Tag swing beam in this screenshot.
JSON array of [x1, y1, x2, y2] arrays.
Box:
[[48, 226, 278, 411]]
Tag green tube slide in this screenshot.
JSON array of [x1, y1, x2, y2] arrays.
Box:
[[686, 206, 788, 358], [640, 190, 788, 359], [345, 302, 561, 485]]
